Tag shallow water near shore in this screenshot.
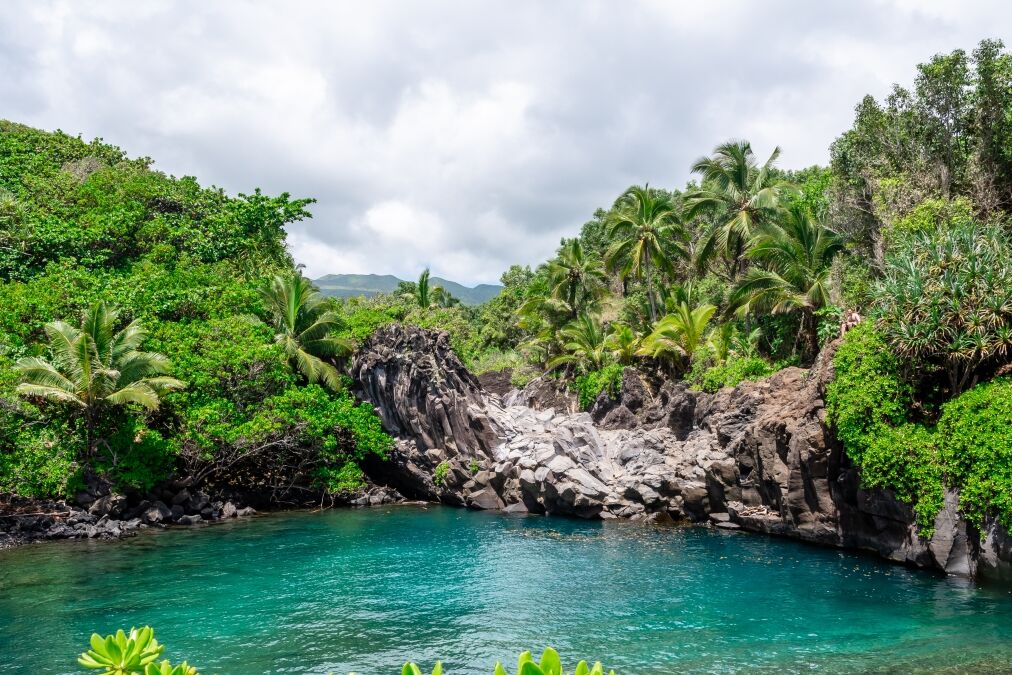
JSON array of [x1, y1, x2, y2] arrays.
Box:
[[2, 506, 1012, 674]]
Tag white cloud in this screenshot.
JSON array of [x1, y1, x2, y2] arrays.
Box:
[[3, 0, 1011, 284]]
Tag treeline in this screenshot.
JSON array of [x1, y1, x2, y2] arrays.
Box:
[[0, 121, 391, 502], [339, 39, 1012, 533], [4, 40, 1012, 533]]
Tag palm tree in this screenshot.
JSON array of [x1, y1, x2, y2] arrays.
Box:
[[416, 268, 432, 309], [546, 313, 609, 373], [15, 301, 185, 456], [259, 272, 353, 390], [547, 239, 609, 319], [637, 300, 716, 372], [606, 185, 689, 322], [729, 205, 845, 358], [604, 322, 641, 365], [686, 140, 787, 280], [430, 285, 460, 308]]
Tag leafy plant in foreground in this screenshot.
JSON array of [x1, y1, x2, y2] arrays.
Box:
[[404, 647, 615, 675], [78, 627, 198, 675]]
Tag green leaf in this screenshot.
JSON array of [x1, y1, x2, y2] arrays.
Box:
[[539, 648, 562, 675]]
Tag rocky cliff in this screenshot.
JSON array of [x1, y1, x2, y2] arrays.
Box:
[[353, 324, 1012, 581]]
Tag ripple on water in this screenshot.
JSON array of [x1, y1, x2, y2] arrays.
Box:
[[2, 506, 1012, 674]]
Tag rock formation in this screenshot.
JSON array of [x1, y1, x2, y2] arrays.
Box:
[[353, 324, 1012, 581]]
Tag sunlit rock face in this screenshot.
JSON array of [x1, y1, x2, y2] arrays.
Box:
[[352, 324, 1012, 580]]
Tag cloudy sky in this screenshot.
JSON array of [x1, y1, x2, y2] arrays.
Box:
[[3, 1, 1010, 285]]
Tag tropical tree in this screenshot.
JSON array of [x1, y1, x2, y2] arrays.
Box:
[[547, 238, 609, 319], [637, 300, 716, 372], [873, 220, 1012, 394], [546, 313, 610, 373], [606, 185, 689, 322], [729, 205, 845, 358], [416, 268, 433, 309], [604, 322, 641, 365], [259, 272, 352, 391], [430, 286, 461, 308], [686, 140, 787, 280], [14, 301, 184, 456]]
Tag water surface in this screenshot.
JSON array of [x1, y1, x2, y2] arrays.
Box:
[[2, 506, 1012, 674]]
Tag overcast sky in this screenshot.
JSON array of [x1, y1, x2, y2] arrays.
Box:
[[3, 1, 1010, 285]]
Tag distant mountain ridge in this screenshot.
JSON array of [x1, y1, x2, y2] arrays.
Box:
[[314, 273, 501, 306]]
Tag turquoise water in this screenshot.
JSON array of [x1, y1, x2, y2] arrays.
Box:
[[2, 507, 1012, 674]]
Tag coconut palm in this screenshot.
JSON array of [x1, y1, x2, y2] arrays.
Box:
[[430, 285, 460, 308], [729, 205, 846, 358], [259, 272, 353, 390], [637, 300, 716, 371], [546, 313, 609, 373], [686, 140, 787, 280], [606, 185, 689, 322], [14, 301, 184, 456], [416, 268, 433, 309], [547, 239, 609, 319]]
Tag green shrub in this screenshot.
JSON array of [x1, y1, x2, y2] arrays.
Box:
[[0, 425, 82, 498], [860, 423, 944, 535], [97, 418, 178, 493], [315, 461, 367, 494], [695, 355, 775, 394], [468, 349, 525, 375], [434, 460, 450, 487], [573, 364, 624, 410], [825, 322, 911, 463], [814, 305, 842, 346], [826, 323, 947, 532], [937, 379, 1012, 530]]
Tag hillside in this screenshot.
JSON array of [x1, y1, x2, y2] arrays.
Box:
[[314, 273, 501, 305]]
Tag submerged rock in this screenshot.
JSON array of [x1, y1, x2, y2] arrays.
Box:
[[353, 324, 1012, 581]]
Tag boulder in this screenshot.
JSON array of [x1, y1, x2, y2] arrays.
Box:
[[88, 494, 127, 519], [142, 501, 172, 524]]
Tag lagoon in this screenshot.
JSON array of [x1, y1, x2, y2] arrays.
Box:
[[2, 506, 1012, 674]]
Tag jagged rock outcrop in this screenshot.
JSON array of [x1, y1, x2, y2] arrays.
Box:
[[353, 324, 1012, 580]]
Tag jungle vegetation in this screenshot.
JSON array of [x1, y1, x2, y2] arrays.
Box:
[[4, 39, 1012, 533]]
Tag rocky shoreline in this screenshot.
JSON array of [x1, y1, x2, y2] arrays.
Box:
[[0, 483, 404, 550], [7, 323, 1012, 583], [352, 324, 1012, 582]]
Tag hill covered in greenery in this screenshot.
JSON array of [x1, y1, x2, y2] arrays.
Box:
[[0, 120, 391, 502], [314, 273, 501, 305]]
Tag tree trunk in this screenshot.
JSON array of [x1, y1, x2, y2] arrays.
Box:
[[805, 310, 819, 363], [645, 256, 657, 323]]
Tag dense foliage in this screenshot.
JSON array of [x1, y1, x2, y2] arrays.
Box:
[[0, 121, 390, 502], [7, 37, 1012, 539]]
